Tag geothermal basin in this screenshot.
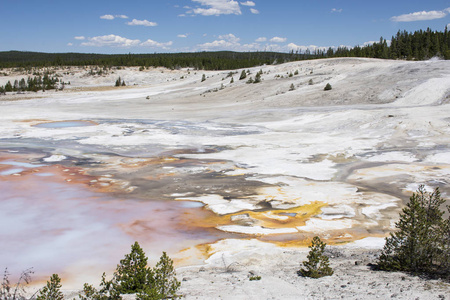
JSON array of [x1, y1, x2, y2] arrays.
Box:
[[0, 58, 449, 288]]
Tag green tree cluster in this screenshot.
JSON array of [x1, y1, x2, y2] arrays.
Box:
[[114, 77, 126, 87], [378, 186, 450, 278], [79, 242, 180, 300], [0, 74, 59, 93]]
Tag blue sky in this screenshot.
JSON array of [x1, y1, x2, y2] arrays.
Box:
[[1, 0, 450, 54]]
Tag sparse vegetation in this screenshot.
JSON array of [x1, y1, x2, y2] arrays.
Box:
[[1, 268, 35, 300], [249, 276, 261, 281], [298, 236, 333, 278]]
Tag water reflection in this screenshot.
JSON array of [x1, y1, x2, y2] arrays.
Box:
[[0, 166, 217, 288]]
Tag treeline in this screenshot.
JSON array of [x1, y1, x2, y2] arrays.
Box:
[[0, 74, 62, 93], [0, 51, 304, 70], [325, 27, 450, 60], [0, 27, 448, 71]]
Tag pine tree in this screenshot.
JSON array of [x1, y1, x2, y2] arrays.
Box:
[[378, 186, 448, 276], [324, 83, 332, 91], [299, 236, 333, 278], [239, 70, 246, 80], [153, 252, 180, 298], [253, 71, 261, 83], [4, 81, 12, 92], [36, 274, 64, 300], [201, 74, 206, 82], [114, 242, 150, 294]]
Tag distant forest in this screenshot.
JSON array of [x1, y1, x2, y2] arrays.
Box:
[[0, 27, 449, 70]]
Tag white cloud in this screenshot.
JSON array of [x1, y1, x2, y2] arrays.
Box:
[[240, 1, 255, 6], [126, 19, 158, 26], [270, 36, 287, 43], [80, 34, 172, 49], [188, 0, 241, 16], [141, 39, 173, 49], [100, 14, 115, 20], [250, 8, 259, 14], [81, 35, 141, 48], [74, 36, 85, 40], [100, 14, 129, 20], [197, 33, 241, 50], [198, 39, 236, 49], [255, 37, 266, 42], [67, 43, 73, 46], [363, 40, 377, 47], [218, 33, 240, 43], [196, 33, 291, 52], [391, 7, 450, 22], [178, 34, 188, 38], [331, 8, 342, 13]]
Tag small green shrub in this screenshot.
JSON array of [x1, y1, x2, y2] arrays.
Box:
[[298, 236, 333, 278], [249, 276, 261, 281], [239, 70, 246, 80], [324, 83, 332, 91]]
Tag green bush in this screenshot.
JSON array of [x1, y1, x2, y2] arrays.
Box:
[[298, 236, 333, 278], [324, 83, 332, 91]]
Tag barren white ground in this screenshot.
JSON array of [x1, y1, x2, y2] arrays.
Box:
[[1, 57, 449, 299]]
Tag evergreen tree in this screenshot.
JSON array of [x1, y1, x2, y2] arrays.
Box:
[[114, 242, 150, 294], [201, 74, 206, 82], [239, 70, 246, 80], [4, 81, 12, 92], [115, 77, 121, 87], [36, 274, 64, 300], [253, 71, 261, 83], [378, 186, 448, 276], [324, 83, 332, 91], [299, 236, 333, 278], [153, 252, 180, 298]]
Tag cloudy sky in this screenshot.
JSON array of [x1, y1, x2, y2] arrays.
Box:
[[2, 0, 449, 54]]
